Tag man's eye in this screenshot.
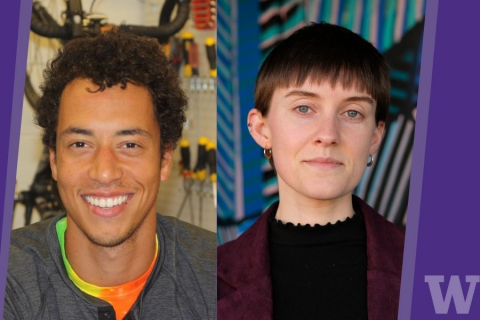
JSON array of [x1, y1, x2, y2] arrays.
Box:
[[72, 142, 86, 148], [125, 143, 139, 148], [296, 106, 311, 114]]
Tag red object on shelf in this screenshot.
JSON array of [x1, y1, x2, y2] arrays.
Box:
[[192, 0, 216, 30]]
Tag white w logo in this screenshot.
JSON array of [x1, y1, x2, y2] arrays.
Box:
[[425, 275, 480, 314]]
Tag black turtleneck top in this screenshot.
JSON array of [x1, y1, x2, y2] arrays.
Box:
[[269, 202, 368, 320]]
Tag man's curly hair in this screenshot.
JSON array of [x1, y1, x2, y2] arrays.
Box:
[[36, 31, 187, 157]]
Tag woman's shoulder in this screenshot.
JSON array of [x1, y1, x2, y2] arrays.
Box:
[[217, 202, 278, 292], [218, 202, 278, 256], [355, 196, 405, 240]]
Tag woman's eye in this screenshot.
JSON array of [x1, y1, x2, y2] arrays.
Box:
[[296, 106, 311, 114], [346, 110, 360, 118]]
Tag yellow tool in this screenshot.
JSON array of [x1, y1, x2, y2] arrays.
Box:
[[206, 141, 217, 208]]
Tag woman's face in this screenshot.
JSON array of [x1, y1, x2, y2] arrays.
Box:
[[249, 80, 385, 204]]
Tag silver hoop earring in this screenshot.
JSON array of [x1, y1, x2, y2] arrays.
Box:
[[367, 155, 374, 167], [247, 123, 252, 133], [264, 148, 272, 160]]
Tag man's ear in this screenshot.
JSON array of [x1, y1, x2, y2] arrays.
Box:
[[49, 148, 58, 181], [369, 121, 386, 156], [247, 108, 272, 149], [160, 149, 174, 181]]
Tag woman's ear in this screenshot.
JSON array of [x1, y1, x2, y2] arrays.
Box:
[[247, 108, 271, 149], [369, 121, 386, 156]]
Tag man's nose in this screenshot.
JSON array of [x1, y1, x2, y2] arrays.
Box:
[[88, 147, 122, 184]]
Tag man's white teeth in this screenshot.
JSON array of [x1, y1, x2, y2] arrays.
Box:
[[85, 195, 128, 208]]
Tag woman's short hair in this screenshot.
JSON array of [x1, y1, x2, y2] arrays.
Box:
[[254, 22, 390, 124]]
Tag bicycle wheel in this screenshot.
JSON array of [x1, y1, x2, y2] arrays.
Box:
[[25, 0, 66, 111], [15, 0, 66, 228]]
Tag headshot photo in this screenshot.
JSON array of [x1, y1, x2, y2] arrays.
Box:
[[7, 0, 217, 319], [217, 1, 425, 319]]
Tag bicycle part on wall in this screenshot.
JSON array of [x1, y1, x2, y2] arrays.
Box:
[[20, 1, 67, 226], [25, 2, 65, 110], [14, 148, 64, 226], [26, 0, 191, 109], [30, 0, 191, 40]]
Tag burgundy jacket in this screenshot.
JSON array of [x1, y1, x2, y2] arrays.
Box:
[[217, 196, 405, 320]]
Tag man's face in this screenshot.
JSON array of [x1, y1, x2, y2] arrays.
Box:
[[50, 78, 172, 247], [250, 80, 384, 205]]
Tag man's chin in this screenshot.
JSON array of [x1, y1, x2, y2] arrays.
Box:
[[85, 228, 137, 248]]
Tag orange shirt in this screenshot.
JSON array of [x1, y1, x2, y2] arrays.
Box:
[[56, 218, 158, 319]]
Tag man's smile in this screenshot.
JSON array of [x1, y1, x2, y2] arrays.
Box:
[[84, 195, 131, 208]]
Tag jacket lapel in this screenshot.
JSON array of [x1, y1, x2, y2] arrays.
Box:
[[358, 196, 405, 320], [217, 203, 277, 320]]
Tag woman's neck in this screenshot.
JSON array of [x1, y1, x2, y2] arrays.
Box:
[[275, 190, 355, 226]]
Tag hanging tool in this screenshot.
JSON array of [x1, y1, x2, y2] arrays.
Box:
[[189, 40, 200, 78], [189, 40, 203, 92], [176, 139, 195, 223], [169, 36, 182, 74], [205, 37, 216, 92], [194, 137, 208, 226], [181, 32, 198, 132], [184, 32, 201, 138], [181, 32, 194, 78], [206, 141, 217, 209]]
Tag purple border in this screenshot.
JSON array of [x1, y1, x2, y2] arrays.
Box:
[[398, 0, 439, 318], [409, 0, 480, 317], [0, 0, 31, 312]]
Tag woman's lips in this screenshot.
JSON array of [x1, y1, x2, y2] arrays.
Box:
[[304, 157, 343, 169]]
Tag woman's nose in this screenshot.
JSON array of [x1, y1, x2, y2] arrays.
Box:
[[314, 114, 340, 145]]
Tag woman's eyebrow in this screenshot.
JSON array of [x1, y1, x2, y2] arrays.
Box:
[[284, 91, 375, 105], [345, 96, 375, 105], [284, 90, 319, 98]]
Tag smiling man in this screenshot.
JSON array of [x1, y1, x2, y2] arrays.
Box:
[[5, 32, 215, 320]]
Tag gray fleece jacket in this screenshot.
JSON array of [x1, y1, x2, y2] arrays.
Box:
[[4, 213, 216, 320]]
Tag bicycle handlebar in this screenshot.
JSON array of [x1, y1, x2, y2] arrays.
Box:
[[31, 1, 71, 39], [118, 0, 190, 39], [30, 0, 191, 40], [158, 0, 178, 43]]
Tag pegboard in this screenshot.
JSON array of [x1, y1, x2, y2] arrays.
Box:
[[155, 21, 217, 233]]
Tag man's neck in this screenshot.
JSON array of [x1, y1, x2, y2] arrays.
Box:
[[64, 214, 157, 287]]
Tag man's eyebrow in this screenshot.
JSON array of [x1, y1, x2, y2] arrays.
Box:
[[60, 127, 93, 137], [59, 127, 152, 137], [116, 128, 152, 137]]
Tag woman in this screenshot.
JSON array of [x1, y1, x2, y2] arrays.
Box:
[[217, 22, 404, 320]]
